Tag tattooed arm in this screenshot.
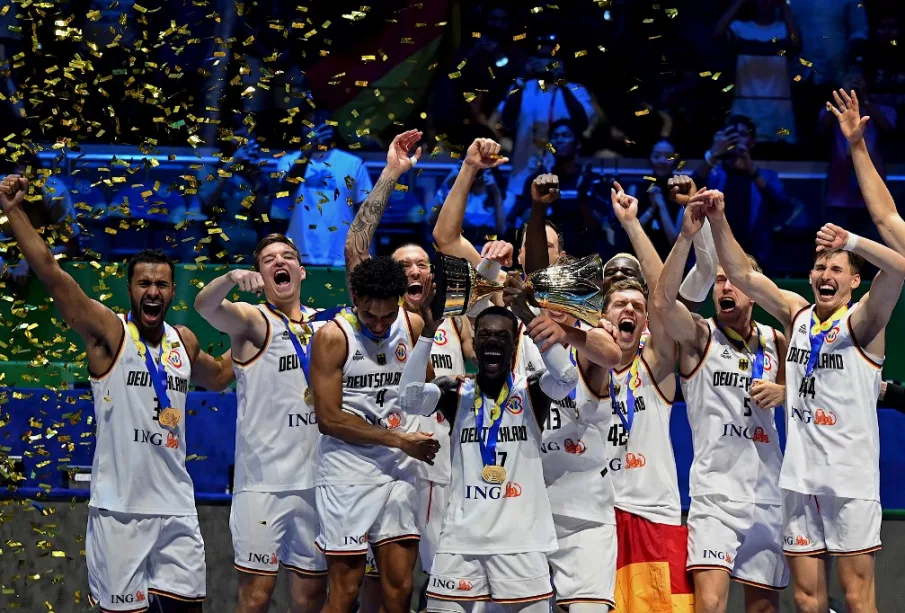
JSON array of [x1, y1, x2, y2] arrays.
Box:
[[344, 129, 423, 294]]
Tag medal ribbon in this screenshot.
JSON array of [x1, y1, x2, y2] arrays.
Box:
[[268, 303, 313, 383], [473, 373, 515, 469], [805, 302, 851, 378], [126, 312, 173, 420], [609, 334, 647, 432], [716, 320, 766, 380]]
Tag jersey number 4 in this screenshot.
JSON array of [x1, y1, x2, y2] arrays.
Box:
[[376, 389, 388, 408]]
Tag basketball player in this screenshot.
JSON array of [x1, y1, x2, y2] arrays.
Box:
[[193, 234, 326, 613], [310, 255, 439, 613], [0, 174, 231, 613], [652, 205, 788, 612], [396, 278, 580, 611], [694, 187, 905, 613]]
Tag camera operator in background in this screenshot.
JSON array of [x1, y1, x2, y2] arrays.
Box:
[[690, 116, 791, 271]]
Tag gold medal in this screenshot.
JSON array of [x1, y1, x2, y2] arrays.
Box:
[[481, 465, 507, 484], [159, 407, 181, 429], [304, 387, 314, 406]]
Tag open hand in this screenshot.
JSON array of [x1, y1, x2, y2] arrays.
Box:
[[465, 138, 508, 169], [480, 240, 514, 267], [828, 89, 870, 146], [386, 129, 423, 176]]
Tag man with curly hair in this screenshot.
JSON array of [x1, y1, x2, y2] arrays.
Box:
[[310, 255, 440, 613]]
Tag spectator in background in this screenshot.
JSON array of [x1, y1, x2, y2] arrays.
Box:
[[627, 140, 682, 258], [789, 0, 868, 155], [691, 115, 791, 269], [274, 114, 372, 267], [494, 34, 598, 178], [819, 80, 896, 238], [193, 138, 271, 263], [715, 0, 801, 150], [433, 166, 504, 246], [0, 158, 80, 283], [866, 10, 905, 163], [506, 119, 605, 258]]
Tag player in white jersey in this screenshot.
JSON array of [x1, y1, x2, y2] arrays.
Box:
[[694, 179, 905, 613], [1, 174, 231, 613], [397, 282, 579, 611], [652, 208, 789, 613], [310, 255, 439, 613], [193, 233, 327, 613]]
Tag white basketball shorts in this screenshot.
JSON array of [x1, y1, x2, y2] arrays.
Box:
[[686, 494, 789, 590], [315, 480, 420, 555], [782, 489, 882, 556], [230, 489, 327, 575], [426, 552, 553, 604], [86, 507, 205, 612], [548, 515, 616, 608]]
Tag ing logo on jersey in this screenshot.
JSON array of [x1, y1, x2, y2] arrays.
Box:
[[752, 427, 770, 443], [269, 553, 278, 565], [825, 326, 841, 344], [506, 396, 524, 415], [167, 350, 183, 369], [564, 438, 586, 455], [504, 482, 521, 498], [434, 329, 448, 345], [395, 343, 408, 362], [385, 412, 402, 429], [814, 408, 837, 426], [625, 452, 646, 469], [165, 432, 178, 449], [456, 580, 473, 591]]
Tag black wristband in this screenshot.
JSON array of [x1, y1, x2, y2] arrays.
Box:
[[883, 381, 905, 412]]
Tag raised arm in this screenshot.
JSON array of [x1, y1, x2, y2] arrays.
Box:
[[525, 174, 561, 274], [829, 89, 905, 255], [696, 190, 808, 329], [193, 269, 267, 341], [611, 181, 663, 287], [669, 175, 718, 309], [0, 175, 122, 374], [816, 223, 905, 349], [311, 322, 440, 463], [345, 130, 422, 291], [431, 138, 508, 267], [651, 208, 711, 351]]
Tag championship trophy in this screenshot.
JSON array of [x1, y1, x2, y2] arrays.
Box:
[[430, 253, 605, 326]]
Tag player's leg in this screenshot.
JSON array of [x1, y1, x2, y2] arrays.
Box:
[[782, 490, 830, 613], [825, 496, 881, 613], [323, 554, 369, 613], [374, 539, 419, 613], [740, 586, 779, 613], [86, 508, 155, 613], [691, 571, 731, 613], [282, 489, 328, 613], [358, 559, 382, 613], [146, 515, 206, 613], [547, 516, 615, 611], [230, 491, 282, 612]]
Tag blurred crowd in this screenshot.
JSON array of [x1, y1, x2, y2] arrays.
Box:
[[0, 0, 903, 278]]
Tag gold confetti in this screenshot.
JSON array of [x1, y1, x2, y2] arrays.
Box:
[[635, 109, 650, 116], [513, 33, 527, 41]]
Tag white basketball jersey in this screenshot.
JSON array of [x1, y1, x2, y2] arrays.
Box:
[[438, 376, 557, 555], [681, 319, 783, 504], [781, 305, 883, 501], [233, 304, 322, 493], [317, 307, 415, 486], [514, 322, 544, 379], [89, 316, 195, 515], [542, 354, 615, 524], [607, 348, 681, 525]]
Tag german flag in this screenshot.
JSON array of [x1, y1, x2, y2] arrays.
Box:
[[614, 509, 694, 612]]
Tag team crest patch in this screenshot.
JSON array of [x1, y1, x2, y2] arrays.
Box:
[[825, 326, 840, 343], [167, 350, 182, 369], [506, 396, 524, 415], [395, 343, 408, 362], [434, 329, 448, 345], [377, 353, 387, 366]]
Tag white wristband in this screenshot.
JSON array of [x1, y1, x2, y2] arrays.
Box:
[[843, 232, 860, 252], [476, 258, 502, 281]]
